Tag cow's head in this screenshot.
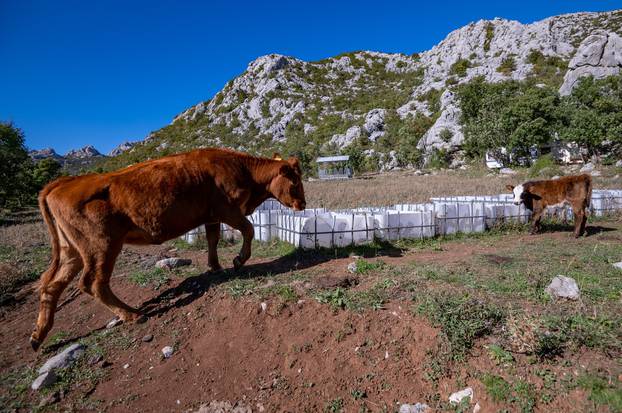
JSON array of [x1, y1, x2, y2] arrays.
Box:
[[506, 184, 526, 205], [270, 156, 306, 211]]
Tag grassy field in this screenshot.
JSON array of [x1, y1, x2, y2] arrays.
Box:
[[1, 170, 621, 412], [304, 164, 622, 208]]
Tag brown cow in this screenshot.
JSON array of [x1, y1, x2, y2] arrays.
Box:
[[31, 148, 306, 350], [506, 174, 592, 237]]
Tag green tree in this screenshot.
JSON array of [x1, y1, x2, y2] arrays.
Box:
[[31, 158, 62, 190], [559, 75, 622, 156], [0, 122, 33, 209]]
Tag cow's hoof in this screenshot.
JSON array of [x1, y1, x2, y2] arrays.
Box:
[[30, 336, 41, 352], [209, 263, 223, 273], [233, 256, 243, 271]]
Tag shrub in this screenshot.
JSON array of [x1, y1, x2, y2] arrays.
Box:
[[484, 22, 495, 52], [449, 58, 472, 77], [497, 56, 516, 75]]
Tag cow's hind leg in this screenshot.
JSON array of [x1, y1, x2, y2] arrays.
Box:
[[80, 241, 141, 323], [205, 223, 223, 272], [222, 215, 254, 270], [573, 207, 587, 238], [31, 233, 83, 350]]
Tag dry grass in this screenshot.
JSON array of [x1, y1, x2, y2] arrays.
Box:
[[0, 215, 49, 303], [304, 166, 622, 209]]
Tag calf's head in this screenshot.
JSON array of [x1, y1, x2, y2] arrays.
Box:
[[270, 157, 306, 211], [506, 184, 525, 205]]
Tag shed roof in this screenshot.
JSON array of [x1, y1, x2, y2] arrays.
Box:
[[316, 155, 349, 163]]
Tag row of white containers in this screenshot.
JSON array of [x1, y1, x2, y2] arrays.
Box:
[[181, 190, 622, 249]]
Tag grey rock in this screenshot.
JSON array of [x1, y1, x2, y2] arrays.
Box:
[[612, 262, 622, 270], [142, 334, 154, 342], [500, 167, 517, 175], [347, 261, 358, 273], [162, 346, 174, 358], [590, 170, 602, 177], [31, 371, 57, 391], [580, 162, 595, 172], [449, 387, 473, 404], [399, 403, 429, 413], [106, 317, 122, 329], [545, 275, 580, 300], [560, 32, 622, 95], [615, 160, 622, 168], [39, 343, 86, 374], [155, 257, 192, 269], [364, 109, 386, 135]]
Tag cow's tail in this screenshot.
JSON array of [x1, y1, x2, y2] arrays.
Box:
[[37, 178, 68, 288]]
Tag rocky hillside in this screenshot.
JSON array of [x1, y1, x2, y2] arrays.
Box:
[[101, 10, 622, 173]]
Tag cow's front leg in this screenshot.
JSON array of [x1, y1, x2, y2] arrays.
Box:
[[529, 207, 544, 235], [223, 215, 254, 270], [205, 223, 223, 272]]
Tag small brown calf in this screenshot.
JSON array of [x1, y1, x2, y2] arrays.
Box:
[[506, 174, 592, 237]]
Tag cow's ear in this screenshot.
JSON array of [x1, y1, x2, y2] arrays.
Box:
[[273, 152, 283, 161], [506, 185, 515, 192]]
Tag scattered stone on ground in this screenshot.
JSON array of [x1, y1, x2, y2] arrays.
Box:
[[591, 170, 602, 177], [615, 160, 622, 168], [39, 343, 86, 374], [551, 175, 560, 180], [106, 317, 122, 329], [31, 371, 57, 391], [580, 162, 594, 172], [162, 346, 175, 358], [545, 275, 581, 300], [399, 403, 429, 413], [613, 262, 622, 270], [123, 363, 130, 369], [155, 257, 192, 269], [347, 261, 358, 273], [473, 402, 481, 413], [260, 302, 268, 312], [194, 400, 253, 413], [142, 334, 154, 342], [449, 387, 473, 405], [499, 168, 517, 175]]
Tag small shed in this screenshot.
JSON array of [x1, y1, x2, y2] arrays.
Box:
[[316, 155, 352, 180]]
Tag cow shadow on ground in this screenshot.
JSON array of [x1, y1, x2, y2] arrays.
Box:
[[537, 223, 617, 237], [140, 241, 404, 318]]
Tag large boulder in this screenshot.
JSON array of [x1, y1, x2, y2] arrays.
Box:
[[560, 31, 622, 95], [417, 90, 464, 154]]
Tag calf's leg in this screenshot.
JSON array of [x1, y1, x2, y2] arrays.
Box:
[[31, 235, 83, 351], [205, 223, 222, 272], [529, 207, 544, 235]]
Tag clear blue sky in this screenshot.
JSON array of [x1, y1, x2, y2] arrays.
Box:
[[1, 1, 620, 155]]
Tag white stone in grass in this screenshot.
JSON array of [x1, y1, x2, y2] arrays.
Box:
[[155, 258, 192, 269], [106, 317, 122, 329], [545, 275, 580, 300], [39, 343, 85, 374], [162, 346, 174, 358], [612, 262, 622, 270], [449, 387, 473, 404], [399, 403, 429, 413], [347, 262, 358, 273], [31, 371, 57, 391]]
